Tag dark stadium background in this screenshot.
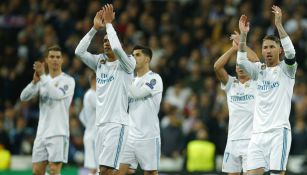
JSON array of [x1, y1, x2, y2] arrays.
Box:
[[0, 0, 306, 174]]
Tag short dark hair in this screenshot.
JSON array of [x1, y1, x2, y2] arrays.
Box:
[[45, 45, 62, 57], [47, 45, 62, 52], [132, 45, 152, 60], [262, 35, 281, 46]]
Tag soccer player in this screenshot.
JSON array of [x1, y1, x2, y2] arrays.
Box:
[[118, 45, 163, 175], [214, 32, 258, 175], [20, 45, 75, 175], [237, 5, 297, 175], [75, 4, 136, 175], [214, 32, 259, 175], [79, 73, 97, 175]]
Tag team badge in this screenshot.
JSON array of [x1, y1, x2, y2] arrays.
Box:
[[100, 59, 106, 64], [150, 79, 156, 86], [145, 79, 157, 89], [261, 64, 266, 70], [245, 83, 250, 88], [64, 85, 69, 90]]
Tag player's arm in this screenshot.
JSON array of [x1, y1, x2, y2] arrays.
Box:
[[40, 75, 76, 100], [129, 75, 163, 99], [273, 5, 297, 77], [75, 11, 104, 71], [129, 84, 151, 99], [103, 4, 136, 73], [214, 45, 236, 85], [231, 31, 259, 62], [88, 91, 96, 110], [237, 15, 259, 80], [78, 109, 87, 127], [20, 71, 40, 101]]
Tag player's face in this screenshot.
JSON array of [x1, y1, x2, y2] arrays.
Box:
[[262, 40, 281, 66], [46, 50, 62, 70], [132, 49, 149, 69], [103, 35, 112, 54]]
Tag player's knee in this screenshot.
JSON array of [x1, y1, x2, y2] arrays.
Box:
[[49, 163, 62, 175], [127, 169, 135, 174], [144, 170, 158, 175], [32, 166, 45, 175], [99, 166, 114, 175]]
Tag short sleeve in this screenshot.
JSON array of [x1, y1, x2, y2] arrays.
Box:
[[221, 76, 235, 92]]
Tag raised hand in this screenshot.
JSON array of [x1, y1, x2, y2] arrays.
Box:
[[103, 4, 115, 24], [33, 61, 45, 76], [230, 31, 240, 50], [32, 71, 40, 84], [272, 5, 282, 27], [238, 15, 250, 34], [93, 10, 104, 30]]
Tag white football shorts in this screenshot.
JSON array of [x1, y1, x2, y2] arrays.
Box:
[[247, 128, 291, 171], [32, 135, 69, 163], [95, 123, 128, 170], [222, 139, 250, 173], [120, 137, 161, 171]]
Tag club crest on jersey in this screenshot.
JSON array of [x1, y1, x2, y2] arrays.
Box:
[[64, 84, 69, 90], [245, 83, 250, 88], [261, 64, 266, 70], [145, 79, 156, 89], [100, 59, 106, 64]]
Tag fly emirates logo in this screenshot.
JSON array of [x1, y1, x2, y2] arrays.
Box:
[[97, 73, 114, 84], [257, 80, 279, 92], [230, 94, 254, 102]]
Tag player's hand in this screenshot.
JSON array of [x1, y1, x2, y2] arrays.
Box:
[[238, 15, 250, 34], [33, 61, 45, 76], [230, 31, 240, 50], [93, 10, 104, 30], [272, 5, 282, 27], [32, 71, 40, 84], [103, 4, 115, 24]]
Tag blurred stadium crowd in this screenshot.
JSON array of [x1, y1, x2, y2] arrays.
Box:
[[0, 0, 307, 171]]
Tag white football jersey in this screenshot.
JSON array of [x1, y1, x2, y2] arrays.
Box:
[[237, 36, 297, 133], [75, 24, 136, 126], [20, 73, 75, 138], [253, 62, 296, 132], [79, 88, 96, 136], [222, 76, 256, 140], [128, 71, 163, 139]]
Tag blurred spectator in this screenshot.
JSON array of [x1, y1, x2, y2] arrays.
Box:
[[161, 106, 184, 158], [186, 128, 215, 172], [0, 142, 11, 170], [0, 118, 10, 151]]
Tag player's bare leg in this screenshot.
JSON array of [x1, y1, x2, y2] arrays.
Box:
[[49, 162, 62, 175], [116, 164, 130, 175], [89, 168, 97, 175], [247, 167, 264, 175], [32, 161, 48, 175], [100, 165, 117, 175], [144, 170, 158, 175]]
